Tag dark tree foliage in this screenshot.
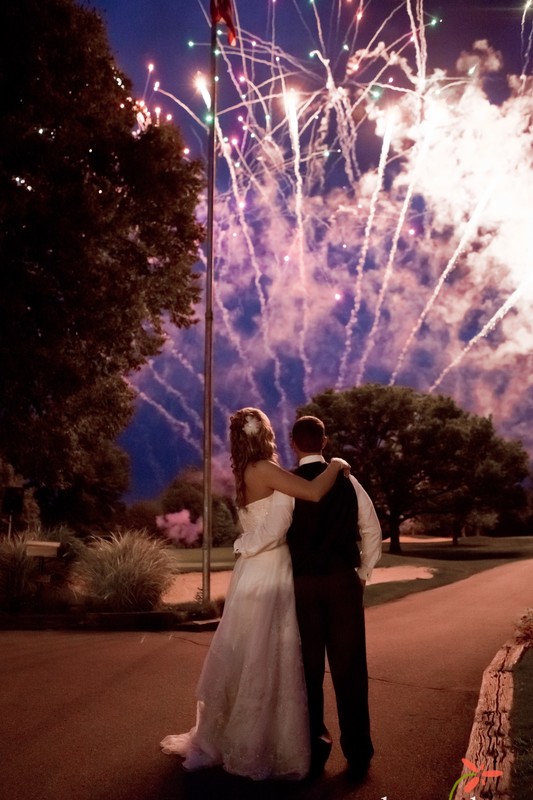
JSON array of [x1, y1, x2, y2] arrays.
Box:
[[36, 441, 131, 533], [299, 385, 530, 553], [0, 1, 204, 501], [122, 499, 163, 538], [0, 459, 40, 533]]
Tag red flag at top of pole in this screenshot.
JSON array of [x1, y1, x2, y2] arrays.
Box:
[[210, 0, 237, 46]]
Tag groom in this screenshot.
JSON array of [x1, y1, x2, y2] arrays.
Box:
[[286, 415, 382, 779]]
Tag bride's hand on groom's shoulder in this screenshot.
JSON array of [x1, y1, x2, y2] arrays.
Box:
[[330, 457, 351, 476]]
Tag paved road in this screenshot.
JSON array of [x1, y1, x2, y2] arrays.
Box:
[[1, 559, 532, 800]]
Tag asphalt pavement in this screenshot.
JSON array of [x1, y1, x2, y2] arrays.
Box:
[[1, 559, 532, 800]]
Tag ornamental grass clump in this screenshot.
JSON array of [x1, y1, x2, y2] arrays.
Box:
[[74, 529, 174, 612], [0, 535, 39, 612]]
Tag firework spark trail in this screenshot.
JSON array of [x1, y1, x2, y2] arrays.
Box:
[[196, 243, 262, 405], [167, 49, 269, 406], [213, 284, 263, 406], [429, 283, 532, 393], [147, 362, 225, 449], [309, 0, 328, 59], [165, 336, 232, 421], [159, 39, 295, 412], [343, 4, 422, 108], [165, 341, 202, 384], [335, 91, 361, 187], [142, 62, 154, 103], [216, 9, 374, 422], [215, 118, 291, 414], [312, 49, 360, 188], [356, 124, 430, 386], [336, 120, 393, 390], [148, 362, 201, 426], [406, 0, 427, 90], [156, 87, 207, 130], [285, 87, 313, 399], [521, 1, 533, 78], [163, 36, 309, 415], [304, 90, 340, 193], [354, 0, 430, 387], [129, 383, 203, 457], [334, 11, 435, 393], [345, 2, 411, 84], [389, 180, 497, 385], [330, 0, 364, 65]]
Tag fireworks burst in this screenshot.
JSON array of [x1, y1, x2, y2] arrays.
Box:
[[123, 0, 533, 497]]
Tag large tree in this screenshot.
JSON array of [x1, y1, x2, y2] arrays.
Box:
[[299, 385, 530, 553], [0, 0, 203, 497]]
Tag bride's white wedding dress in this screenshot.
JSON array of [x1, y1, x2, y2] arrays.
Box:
[[160, 491, 310, 781]]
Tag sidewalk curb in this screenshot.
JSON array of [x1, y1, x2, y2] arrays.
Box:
[[0, 611, 221, 632], [463, 639, 528, 800]]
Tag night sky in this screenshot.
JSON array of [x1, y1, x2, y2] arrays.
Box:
[[88, 0, 533, 501]]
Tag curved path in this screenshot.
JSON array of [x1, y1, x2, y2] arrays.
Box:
[[0, 559, 531, 800]]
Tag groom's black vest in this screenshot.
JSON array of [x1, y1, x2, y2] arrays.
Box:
[[287, 461, 360, 576]]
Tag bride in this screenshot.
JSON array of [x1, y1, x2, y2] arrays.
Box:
[[161, 407, 349, 781]]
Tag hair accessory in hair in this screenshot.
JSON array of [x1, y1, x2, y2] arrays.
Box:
[[243, 415, 261, 436]]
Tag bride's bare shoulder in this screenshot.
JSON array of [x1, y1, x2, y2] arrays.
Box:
[[244, 459, 278, 487], [243, 460, 277, 504], [245, 459, 278, 475]]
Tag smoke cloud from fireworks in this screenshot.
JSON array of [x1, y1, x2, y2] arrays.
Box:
[[156, 510, 203, 546]]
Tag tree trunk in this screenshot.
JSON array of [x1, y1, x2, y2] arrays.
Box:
[[452, 524, 465, 546], [388, 518, 402, 554]]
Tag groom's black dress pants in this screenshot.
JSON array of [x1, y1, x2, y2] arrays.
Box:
[[293, 568, 373, 768]]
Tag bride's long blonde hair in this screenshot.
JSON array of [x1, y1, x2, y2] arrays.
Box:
[[229, 408, 278, 507]]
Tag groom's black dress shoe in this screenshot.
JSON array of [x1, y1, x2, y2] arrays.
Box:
[[307, 758, 327, 779], [307, 733, 332, 777], [346, 757, 371, 782]]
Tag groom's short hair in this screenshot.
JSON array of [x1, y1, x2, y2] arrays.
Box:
[[292, 416, 325, 453]]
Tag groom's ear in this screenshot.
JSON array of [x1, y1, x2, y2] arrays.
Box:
[[322, 435, 328, 450]]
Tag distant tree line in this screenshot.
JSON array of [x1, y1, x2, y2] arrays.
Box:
[[299, 385, 532, 553], [128, 383, 532, 553]]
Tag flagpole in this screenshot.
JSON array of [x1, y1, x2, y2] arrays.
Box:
[[202, 18, 218, 608]]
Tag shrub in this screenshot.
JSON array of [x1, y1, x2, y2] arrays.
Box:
[[74, 529, 174, 612], [0, 534, 39, 611], [0, 529, 85, 612], [159, 476, 239, 547]]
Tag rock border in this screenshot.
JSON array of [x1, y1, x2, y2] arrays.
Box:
[[463, 639, 528, 800]]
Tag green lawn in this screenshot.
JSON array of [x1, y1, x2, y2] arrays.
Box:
[[167, 546, 235, 573], [165, 536, 533, 619], [364, 535, 533, 607], [166, 537, 533, 608]]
